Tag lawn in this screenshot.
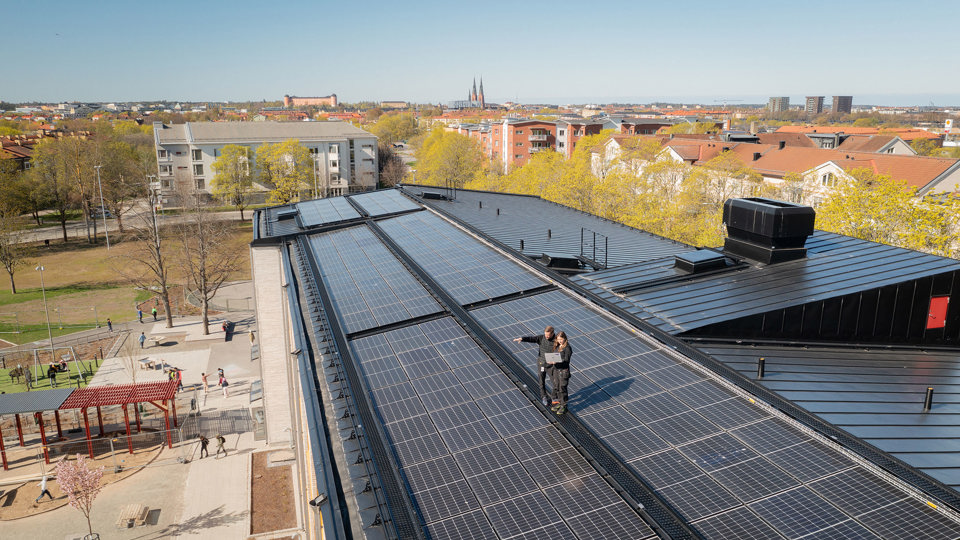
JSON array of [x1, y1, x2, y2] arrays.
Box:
[[0, 358, 101, 394], [0, 220, 252, 344]]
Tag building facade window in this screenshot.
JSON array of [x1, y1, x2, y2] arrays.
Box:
[[192, 149, 202, 161], [159, 165, 172, 175], [514, 154, 523, 159], [820, 173, 837, 187], [329, 144, 338, 153], [309, 147, 319, 155], [194, 164, 204, 176], [196, 179, 205, 190], [515, 142, 523, 147], [515, 130, 523, 134], [558, 130, 565, 136], [158, 149, 168, 159]]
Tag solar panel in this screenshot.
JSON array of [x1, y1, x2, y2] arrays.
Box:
[[297, 197, 360, 227], [808, 467, 906, 516], [347, 318, 652, 536], [692, 507, 784, 540], [469, 287, 960, 538], [749, 487, 854, 538], [378, 212, 547, 304], [351, 189, 421, 216], [307, 226, 442, 333], [856, 498, 960, 539]]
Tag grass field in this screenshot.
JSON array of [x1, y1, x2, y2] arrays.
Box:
[[0, 359, 101, 394], [0, 220, 253, 344]]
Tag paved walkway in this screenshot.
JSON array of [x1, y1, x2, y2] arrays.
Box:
[[0, 310, 284, 540]]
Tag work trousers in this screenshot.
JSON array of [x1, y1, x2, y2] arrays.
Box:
[[538, 361, 554, 400], [551, 368, 570, 407]]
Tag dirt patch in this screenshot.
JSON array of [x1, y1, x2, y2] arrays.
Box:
[[250, 451, 296, 534], [0, 437, 165, 520]]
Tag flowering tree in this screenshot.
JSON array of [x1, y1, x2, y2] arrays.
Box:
[[55, 454, 105, 538]]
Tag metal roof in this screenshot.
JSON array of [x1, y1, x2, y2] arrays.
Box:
[[269, 197, 960, 538], [407, 187, 688, 269], [575, 230, 960, 335], [0, 388, 73, 415], [156, 121, 374, 144], [701, 343, 960, 490]]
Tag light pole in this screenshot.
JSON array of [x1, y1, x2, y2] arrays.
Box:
[[312, 156, 320, 199], [35, 264, 56, 380], [94, 165, 110, 249]]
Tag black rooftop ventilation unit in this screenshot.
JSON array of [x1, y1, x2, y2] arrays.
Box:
[[540, 252, 581, 270], [722, 198, 815, 264], [420, 191, 448, 200], [674, 249, 727, 273]]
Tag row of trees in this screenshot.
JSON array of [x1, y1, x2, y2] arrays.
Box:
[[413, 127, 960, 257]]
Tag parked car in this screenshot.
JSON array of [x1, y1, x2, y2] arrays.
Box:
[[89, 208, 113, 219]]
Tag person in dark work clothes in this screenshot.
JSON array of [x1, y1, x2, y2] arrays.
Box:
[[550, 332, 573, 415], [138, 308, 143, 323], [199, 435, 209, 458], [513, 326, 557, 406]]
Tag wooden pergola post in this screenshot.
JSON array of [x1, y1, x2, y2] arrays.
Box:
[[172, 399, 178, 428], [96, 406, 104, 437], [163, 400, 172, 449], [15, 414, 24, 446], [36, 412, 49, 464], [123, 404, 134, 454], [82, 408, 94, 458], [0, 423, 7, 470], [54, 410, 63, 439]]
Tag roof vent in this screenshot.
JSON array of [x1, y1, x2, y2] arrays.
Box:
[[752, 152, 762, 161], [540, 252, 580, 270], [421, 191, 448, 200], [674, 249, 727, 274], [778, 141, 786, 150], [722, 198, 815, 264]]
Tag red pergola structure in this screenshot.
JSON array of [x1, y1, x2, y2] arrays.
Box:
[[58, 381, 180, 459]]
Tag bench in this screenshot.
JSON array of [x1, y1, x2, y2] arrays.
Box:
[[148, 337, 163, 347], [116, 503, 149, 528], [138, 358, 156, 370]]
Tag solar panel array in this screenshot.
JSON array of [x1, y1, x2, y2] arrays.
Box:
[[472, 289, 960, 539], [307, 227, 441, 334], [349, 317, 656, 540], [378, 212, 547, 305], [297, 197, 361, 228], [351, 189, 421, 216]]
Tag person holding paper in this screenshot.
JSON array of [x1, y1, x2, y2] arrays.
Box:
[[513, 326, 557, 406], [550, 332, 572, 415]]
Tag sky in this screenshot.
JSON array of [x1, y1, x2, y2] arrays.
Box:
[[5, 0, 960, 107]]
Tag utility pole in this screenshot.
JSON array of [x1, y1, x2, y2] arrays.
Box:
[[36, 264, 55, 380]]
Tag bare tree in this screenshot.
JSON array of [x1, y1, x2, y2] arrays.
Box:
[[118, 181, 174, 328], [0, 211, 28, 293], [177, 185, 241, 335]]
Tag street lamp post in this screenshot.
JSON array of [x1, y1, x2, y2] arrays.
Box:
[[313, 156, 320, 199], [94, 165, 110, 249], [35, 264, 56, 380]]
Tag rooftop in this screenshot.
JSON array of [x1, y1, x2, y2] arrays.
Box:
[[254, 188, 960, 539], [155, 121, 374, 144]]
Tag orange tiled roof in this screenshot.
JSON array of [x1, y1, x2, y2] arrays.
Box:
[[776, 125, 942, 141], [836, 135, 899, 153]]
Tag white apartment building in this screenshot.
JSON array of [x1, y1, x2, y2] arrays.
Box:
[[153, 121, 379, 200]]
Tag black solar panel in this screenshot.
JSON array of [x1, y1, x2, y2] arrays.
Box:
[[468, 287, 960, 538], [297, 197, 360, 227], [378, 212, 547, 304], [350, 189, 421, 216], [308, 226, 442, 333], [348, 317, 651, 537], [692, 507, 784, 540], [748, 487, 851, 538]]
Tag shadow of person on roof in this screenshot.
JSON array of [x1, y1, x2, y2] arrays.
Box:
[[568, 376, 633, 409]]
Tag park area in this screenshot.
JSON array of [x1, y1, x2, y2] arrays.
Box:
[[0, 220, 252, 345]]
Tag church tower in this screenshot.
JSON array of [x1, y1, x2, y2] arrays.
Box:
[[479, 78, 485, 110], [471, 78, 478, 102]]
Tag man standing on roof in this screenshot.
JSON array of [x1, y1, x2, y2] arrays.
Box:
[[514, 326, 557, 406]]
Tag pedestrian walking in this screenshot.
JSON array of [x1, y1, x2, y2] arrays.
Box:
[[513, 326, 557, 406], [249, 330, 255, 345], [35, 474, 53, 502], [151, 307, 158, 321], [175, 368, 184, 393], [215, 434, 227, 457], [106, 318, 112, 332], [217, 367, 224, 380], [199, 435, 209, 459], [138, 308, 143, 323], [25, 369, 33, 390], [220, 374, 230, 398], [549, 332, 573, 415], [138, 331, 146, 349], [47, 364, 57, 388], [201, 372, 209, 392]]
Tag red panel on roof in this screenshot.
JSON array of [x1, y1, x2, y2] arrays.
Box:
[[59, 381, 178, 410], [59, 387, 98, 410], [126, 381, 178, 404], [88, 384, 136, 407]]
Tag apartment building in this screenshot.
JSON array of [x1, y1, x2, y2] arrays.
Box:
[[153, 121, 378, 200], [768, 96, 790, 113], [555, 117, 620, 158], [456, 119, 558, 173], [805, 96, 824, 115], [832, 95, 853, 114]]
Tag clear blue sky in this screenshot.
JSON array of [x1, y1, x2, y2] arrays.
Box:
[[5, 0, 959, 106]]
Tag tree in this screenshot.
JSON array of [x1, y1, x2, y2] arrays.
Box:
[[29, 139, 77, 242], [93, 139, 147, 233], [378, 144, 406, 187], [910, 138, 941, 157], [816, 167, 960, 256], [257, 139, 312, 204], [0, 211, 27, 293], [665, 122, 720, 135], [211, 144, 255, 220], [415, 129, 483, 188], [177, 189, 242, 335], [55, 454, 104, 538], [119, 182, 174, 329], [370, 113, 419, 144]]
